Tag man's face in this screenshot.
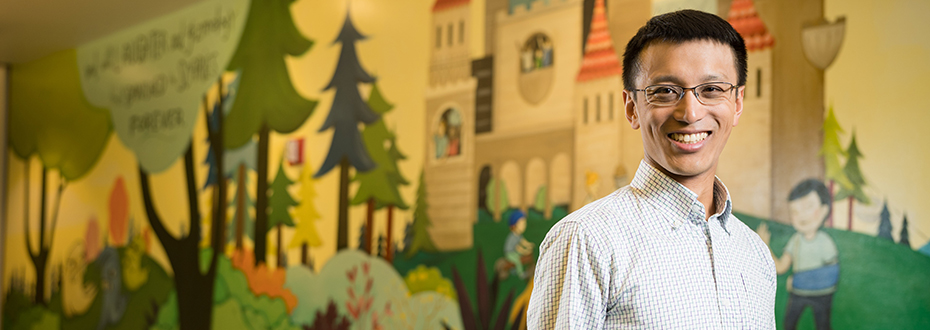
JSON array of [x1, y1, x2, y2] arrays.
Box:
[[623, 40, 744, 182], [789, 192, 828, 236]]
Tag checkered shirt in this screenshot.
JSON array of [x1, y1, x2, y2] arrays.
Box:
[[527, 161, 776, 329]]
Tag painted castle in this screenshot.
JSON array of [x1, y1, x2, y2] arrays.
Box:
[[423, 0, 775, 250]]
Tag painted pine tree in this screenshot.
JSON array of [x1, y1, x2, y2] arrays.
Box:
[[203, 101, 223, 190], [406, 171, 438, 257], [289, 165, 323, 267], [878, 200, 893, 241], [899, 214, 910, 247], [383, 131, 411, 261], [351, 83, 395, 255], [225, 0, 317, 265], [351, 83, 409, 257], [835, 131, 870, 231], [820, 106, 852, 227], [315, 10, 380, 250], [269, 161, 298, 267]]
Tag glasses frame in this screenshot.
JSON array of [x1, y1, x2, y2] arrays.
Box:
[[632, 82, 739, 107]]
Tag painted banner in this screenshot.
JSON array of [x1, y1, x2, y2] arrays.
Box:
[[76, 0, 249, 173]]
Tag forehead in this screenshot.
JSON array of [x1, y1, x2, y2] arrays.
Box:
[[636, 40, 737, 85]]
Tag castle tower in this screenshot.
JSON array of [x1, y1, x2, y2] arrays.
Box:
[[572, 0, 626, 209], [424, 0, 478, 250], [471, 0, 581, 222], [717, 0, 775, 218]]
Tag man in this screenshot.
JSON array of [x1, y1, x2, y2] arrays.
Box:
[[527, 10, 776, 329], [757, 179, 838, 330]]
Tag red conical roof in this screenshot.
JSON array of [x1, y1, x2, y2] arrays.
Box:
[[577, 0, 622, 82], [727, 0, 774, 51], [433, 0, 470, 12]]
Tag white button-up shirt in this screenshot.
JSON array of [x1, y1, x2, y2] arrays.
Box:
[[527, 161, 776, 329]]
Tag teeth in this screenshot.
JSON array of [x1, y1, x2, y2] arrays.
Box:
[[670, 132, 708, 144]]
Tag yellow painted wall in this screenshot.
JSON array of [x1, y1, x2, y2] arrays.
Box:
[[825, 0, 930, 246]]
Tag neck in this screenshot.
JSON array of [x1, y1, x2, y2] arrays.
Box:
[[803, 231, 817, 240], [646, 158, 718, 220]]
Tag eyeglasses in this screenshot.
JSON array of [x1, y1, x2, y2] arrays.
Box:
[[633, 82, 738, 106]]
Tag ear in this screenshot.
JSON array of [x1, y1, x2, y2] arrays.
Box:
[[623, 89, 640, 130], [732, 86, 745, 126]]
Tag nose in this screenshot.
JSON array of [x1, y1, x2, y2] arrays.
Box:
[[674, 89, 707, 124]]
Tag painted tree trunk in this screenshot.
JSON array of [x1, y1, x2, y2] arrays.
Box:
[[235, 163, 246, 250], [386, 204, 395, 262], [337, 158, 350, 250], [365, 199, 375, 254], [138, 89, 226, 330], [24, 166, 57, 305], [848, 196, 854, 231], [277, 223, 284, 267], [140, 147, 222, 330], [827, 180, 834, 227], [255, 124, 270, 265], [301, 242, 308, 266]]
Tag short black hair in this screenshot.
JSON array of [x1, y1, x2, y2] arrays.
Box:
[[622, 9, 748, 90], [788, 179, 832, 223]]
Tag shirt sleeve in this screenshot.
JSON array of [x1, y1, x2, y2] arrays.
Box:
[[526, 220, 612, 329]]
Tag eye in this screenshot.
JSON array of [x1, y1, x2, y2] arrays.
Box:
[[650, 86, 677, 95], [700, 85, 725, 93]]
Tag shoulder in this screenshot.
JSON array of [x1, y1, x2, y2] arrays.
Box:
[[728, 216, 775, 264], [815, 230, 839, 250], [549, 188, 639, 243], [540, 188, 643, 260]]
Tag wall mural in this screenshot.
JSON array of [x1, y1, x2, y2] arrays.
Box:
[[3, 0, 929, 329]]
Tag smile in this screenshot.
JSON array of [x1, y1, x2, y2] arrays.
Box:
[[668, 132, 709, 144]]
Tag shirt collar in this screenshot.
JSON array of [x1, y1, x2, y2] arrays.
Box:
[[629, 160, 733, 234]]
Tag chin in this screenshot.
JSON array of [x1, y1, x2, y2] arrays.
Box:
[[664, 156, 714, 177]]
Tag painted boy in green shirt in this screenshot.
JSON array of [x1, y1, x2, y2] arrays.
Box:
[[758, 179, 839, 330]]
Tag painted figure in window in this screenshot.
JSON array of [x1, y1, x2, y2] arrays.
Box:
[[435, 109, 462, 159], [521, 34, 553, 73], [503, 210, 534, 279], [757, 179, 839, 330], [434, 119, 448, 158], [541, 37, 553, 67], [521, 48, 535, 73]]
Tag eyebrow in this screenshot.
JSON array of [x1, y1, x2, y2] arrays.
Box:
[[647, 74, 729, 86]]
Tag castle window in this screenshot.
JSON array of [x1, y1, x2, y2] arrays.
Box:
[[520, 33, 553, 73], [436, 26, 441, 49], [459, 20, 465, 44], [596, 94, 601, 122], [448, 23, 453, 47], [756, 68, 762, 98], [434, 108, 463, 159], [583, 98, 589, 124]]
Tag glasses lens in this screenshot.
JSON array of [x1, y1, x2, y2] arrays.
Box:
[[645, 85, 681, 105], [696, 83, 732, 105]]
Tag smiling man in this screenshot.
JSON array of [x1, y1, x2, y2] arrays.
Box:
[[527, 10, 776, 329]]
